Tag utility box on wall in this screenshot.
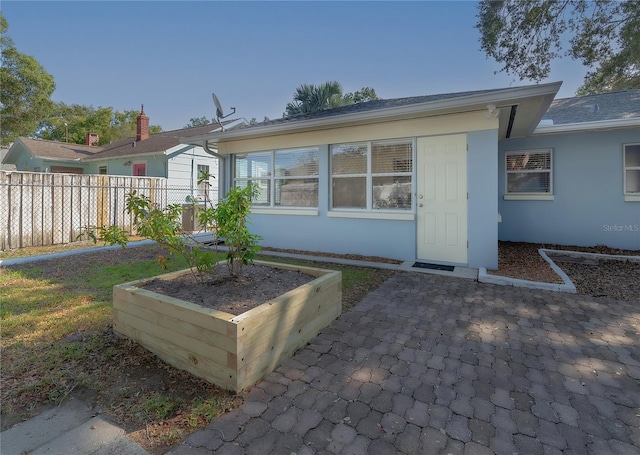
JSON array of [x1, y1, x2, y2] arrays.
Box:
[[182, 204, 205, 232]]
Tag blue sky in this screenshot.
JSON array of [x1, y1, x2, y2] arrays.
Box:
[[3, 1, 587, 132]]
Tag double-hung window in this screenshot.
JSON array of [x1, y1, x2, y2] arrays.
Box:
[[331, 139, 413, 211], [197, 164, 210, 199], [624, 143, 640, 201], [233, 147, 319, 208], [505, 149, 552, 199]]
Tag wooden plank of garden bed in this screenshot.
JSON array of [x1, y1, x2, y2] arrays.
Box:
[[237, 294, 341, 389], [113, 320, 237, 390], [113, 309, 231, 367], [234, 271, 342, 390], [114, 284, 237, 337]]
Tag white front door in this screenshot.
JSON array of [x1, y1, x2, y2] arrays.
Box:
[[416, 134, 467, 264]]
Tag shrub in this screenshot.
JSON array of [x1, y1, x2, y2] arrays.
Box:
[[82, 183, 262, 280]]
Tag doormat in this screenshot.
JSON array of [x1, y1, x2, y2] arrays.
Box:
[[412, 262, 455, 272]]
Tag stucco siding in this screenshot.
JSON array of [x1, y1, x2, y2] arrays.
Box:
[[468, 129, 499, 269], [226, 116, 500, 265], [498, 128, 640, 250], [246, 144, 416, 260]]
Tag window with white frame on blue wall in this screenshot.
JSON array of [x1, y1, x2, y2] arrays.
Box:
[[330, 139, 413, 211], [233, 147, 319, 208], [504, 149, 553, 200], [624, 143, 640, 201]]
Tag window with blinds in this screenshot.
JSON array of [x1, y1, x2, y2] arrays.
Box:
[[331, 139, 413, 210], [233, 147, 319, 207], [624, 143, 640, 195], [197, 164, 210, 199], [506, 149, 552, 194]]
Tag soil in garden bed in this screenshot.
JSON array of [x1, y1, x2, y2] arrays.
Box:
[[141, 265, 317, 315]]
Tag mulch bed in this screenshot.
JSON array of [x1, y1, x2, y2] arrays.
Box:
[[489, 241, 640, 302], [261, 246, 403, 264]]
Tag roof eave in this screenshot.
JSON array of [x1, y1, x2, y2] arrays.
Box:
[[533, 117, 640, 135], [82, 150, 167, 162], [181, 82, 563, 146]]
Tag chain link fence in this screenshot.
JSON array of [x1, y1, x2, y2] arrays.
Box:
[[0, 171, 218, 251]]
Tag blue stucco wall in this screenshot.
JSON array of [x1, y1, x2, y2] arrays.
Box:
[[88, 156, 167, 177], [468, 130, 499, 269], [239, 129, 501, 266], [246, 144, 416, 261], [498, 128, 640, 250]]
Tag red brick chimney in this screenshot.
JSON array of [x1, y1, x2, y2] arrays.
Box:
[[85, 132, 99, 146], [136, 105, 149, 142]]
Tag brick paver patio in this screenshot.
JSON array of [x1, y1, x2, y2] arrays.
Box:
[[168, 272, 640, 454]]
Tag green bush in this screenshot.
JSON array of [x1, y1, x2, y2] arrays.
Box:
[[82, 183, 262, 280]]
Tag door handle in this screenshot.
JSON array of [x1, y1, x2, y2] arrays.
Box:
[[418, 203, 423, 207]]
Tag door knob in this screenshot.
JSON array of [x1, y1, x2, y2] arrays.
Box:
[[418, 194, 423, 199], [418, 203, 423, 207]]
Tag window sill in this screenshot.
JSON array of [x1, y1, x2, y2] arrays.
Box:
[[624, 194, 640, 202], [250, 207, 318, 216], [328, 210, 415, 221], [503, 194, 554, 201]]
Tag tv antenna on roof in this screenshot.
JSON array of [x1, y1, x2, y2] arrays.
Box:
[[212, 92, 236, 130]]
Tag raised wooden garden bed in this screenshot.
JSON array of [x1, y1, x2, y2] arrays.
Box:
[[112, 261, 341, 392]]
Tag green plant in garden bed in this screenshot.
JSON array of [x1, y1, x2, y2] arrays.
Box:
[[83, 183, 262, 280]]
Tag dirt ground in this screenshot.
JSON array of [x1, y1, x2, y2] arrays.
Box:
[[142, 265, 316, 315]]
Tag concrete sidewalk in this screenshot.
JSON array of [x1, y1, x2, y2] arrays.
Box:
[[0, 399, 149, 455]]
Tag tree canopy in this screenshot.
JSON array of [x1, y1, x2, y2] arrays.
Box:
[[1, 13, 56, 145], [37, 103, 162, 145], [284, 81, 379, 116], [184, 116, 213, 128], [476, 0, 640, 94]]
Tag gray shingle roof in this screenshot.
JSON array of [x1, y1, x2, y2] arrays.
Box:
[[542, 90, 640, 124], [18, 138, 103, 160], [235, 88, 515, 130], [88, 122, 230, 160], [16, 120, 236, 162]]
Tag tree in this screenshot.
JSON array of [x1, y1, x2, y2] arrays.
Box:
[[37, 103, 162, 145], [284, 82, 379, 116], [1, 13, 56, 145], [476, 0, 640, 94], [285, 81, 344, 116], [282, 81, 379, 117], [184, 116, 212, 128], [343, 87, 379, 104]]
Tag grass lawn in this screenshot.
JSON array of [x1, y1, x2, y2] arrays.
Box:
[[0, 244, 394, 454]]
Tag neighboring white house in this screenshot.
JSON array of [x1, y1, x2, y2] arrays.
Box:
[[2, 107, 239, 205], [181, 83, 640, 270]]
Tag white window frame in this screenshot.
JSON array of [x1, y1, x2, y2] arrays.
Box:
[[329, 138, 415, 219], [232, 147, 320, 215], [196, 164, 210, 200], [624, 143, 640, 202], [504, 149, 554, 201]]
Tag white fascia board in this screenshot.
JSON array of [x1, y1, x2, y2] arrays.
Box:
[[533, 117, 640, 135], [181, 82, 563, 146], [3, 139, 29, 163], [39, 156, 82, 162], [165, 144, 196, 158]]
